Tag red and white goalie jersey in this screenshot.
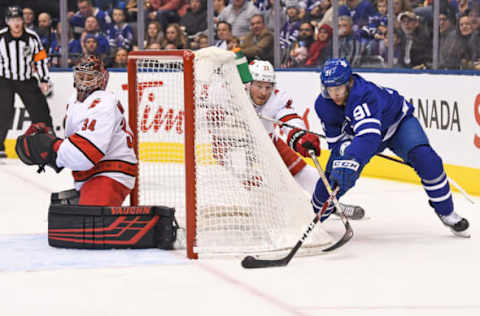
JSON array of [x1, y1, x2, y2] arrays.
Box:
[[56, 90, 137, 191], [254, 89, 307, 177]]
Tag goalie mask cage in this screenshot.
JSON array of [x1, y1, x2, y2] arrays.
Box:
[[128, 47, 331, 259]]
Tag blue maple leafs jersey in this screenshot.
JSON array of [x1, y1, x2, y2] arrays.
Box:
[[314, 74, 414, 165]]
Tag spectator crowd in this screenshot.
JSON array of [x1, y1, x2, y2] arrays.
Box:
[[1, 0, 480, 70]]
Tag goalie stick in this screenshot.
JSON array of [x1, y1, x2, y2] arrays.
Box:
[[259, 113, 475, 205], [241, 186, 340, 269]]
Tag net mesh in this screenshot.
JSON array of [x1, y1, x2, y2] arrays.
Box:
[[132, 48, 331, 256]]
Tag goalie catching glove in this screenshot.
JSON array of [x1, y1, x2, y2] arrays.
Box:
[[287, 128, 321, 157], [15, 123, 63, 173]]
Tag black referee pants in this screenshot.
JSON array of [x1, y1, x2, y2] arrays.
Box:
[[0, 77, 53, 151]]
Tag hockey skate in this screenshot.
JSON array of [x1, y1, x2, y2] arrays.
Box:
[[438, 211, 470, 238], [335, 203, 365, 220]]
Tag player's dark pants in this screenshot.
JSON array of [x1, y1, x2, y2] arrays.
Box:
[[0, 77, 53, 151]]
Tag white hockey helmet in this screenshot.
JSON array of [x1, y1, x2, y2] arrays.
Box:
[[249, 60, 275, 84]]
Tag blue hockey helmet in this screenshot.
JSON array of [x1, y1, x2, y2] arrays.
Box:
[[320, 58, 352, 87]]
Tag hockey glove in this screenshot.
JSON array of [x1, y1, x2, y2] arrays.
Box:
[[287, 128, 321, 157], [15, 133, 63, 173], [24, 122, 55, 136], [329, 155, 361, 196]]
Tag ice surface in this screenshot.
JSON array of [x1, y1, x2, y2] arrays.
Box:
[[1, 159, 479, 316]]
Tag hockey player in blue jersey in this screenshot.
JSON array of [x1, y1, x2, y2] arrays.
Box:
[[312, 58, 470, 237]]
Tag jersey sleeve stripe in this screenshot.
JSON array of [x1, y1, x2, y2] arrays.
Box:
[[68, 133, 105, 165], [356, 128, 381, 136], [278, 113, 302, 122], [353, 118, 381, 132], [72, 160, 137, 182]]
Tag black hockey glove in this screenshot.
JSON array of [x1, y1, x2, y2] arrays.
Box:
[[15, 133, 63, 173]]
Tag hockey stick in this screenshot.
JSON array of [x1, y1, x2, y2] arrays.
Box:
[[308, 150, 354, 252], [259, 113, 475, 205], [241, 186, 340, 269]]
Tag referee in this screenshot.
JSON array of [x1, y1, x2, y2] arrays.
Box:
[[0, 6, 53, 159]]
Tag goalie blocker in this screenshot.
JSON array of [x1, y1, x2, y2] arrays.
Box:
[[48, 190, 178, 250]]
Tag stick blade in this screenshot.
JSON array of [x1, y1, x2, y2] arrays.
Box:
[[322, 222, 354, 252], [241, 255, 289, 269]]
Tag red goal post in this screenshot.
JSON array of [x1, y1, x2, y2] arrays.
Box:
[[128, 50, 197, 258], [127, 48, 331, 259]]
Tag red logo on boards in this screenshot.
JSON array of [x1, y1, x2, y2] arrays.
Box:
[[474, 94, 480, 149], [141, 105, 184, 134]]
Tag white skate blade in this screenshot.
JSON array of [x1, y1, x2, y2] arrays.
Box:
[[332, 214, 371, 221], [450, 228, 471, 238]]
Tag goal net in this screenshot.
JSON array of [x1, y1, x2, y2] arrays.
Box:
[[128, 47, 332, 258]]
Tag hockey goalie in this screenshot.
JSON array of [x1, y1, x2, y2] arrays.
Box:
[[15, 56, 177, 250], [16, 55, 137, 206]]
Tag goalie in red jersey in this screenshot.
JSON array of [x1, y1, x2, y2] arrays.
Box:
[[15, 55, 137, 206], [247, 60, 364, 220]]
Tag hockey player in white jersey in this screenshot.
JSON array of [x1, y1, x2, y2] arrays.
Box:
[[247, 60, 364, 219], [16, 55, 137, 206]]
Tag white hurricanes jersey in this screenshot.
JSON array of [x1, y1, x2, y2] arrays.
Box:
[[251, 87, 309, 177], [56, 90, 137, 191], [253, 88, 306, 136]]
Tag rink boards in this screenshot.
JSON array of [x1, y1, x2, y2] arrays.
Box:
[[3, 69, 479, 195]]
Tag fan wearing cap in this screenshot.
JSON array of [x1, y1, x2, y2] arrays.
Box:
[[310, 58, 469, 238], [397, 11, 432, 68], [83, 34, 100, 56], [279, 0, 303, 52], [81, 16, 110, 56], [305, 23, 333, 67], [247, 59, 366, 220], [15, 55, 137, 206]]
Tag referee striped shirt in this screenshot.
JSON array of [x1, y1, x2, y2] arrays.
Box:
[[0, 27, 49, 82]]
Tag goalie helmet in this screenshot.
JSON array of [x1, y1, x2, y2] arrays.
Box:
[[73, 55, 109, 102], [249, 60, 275, 84]]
